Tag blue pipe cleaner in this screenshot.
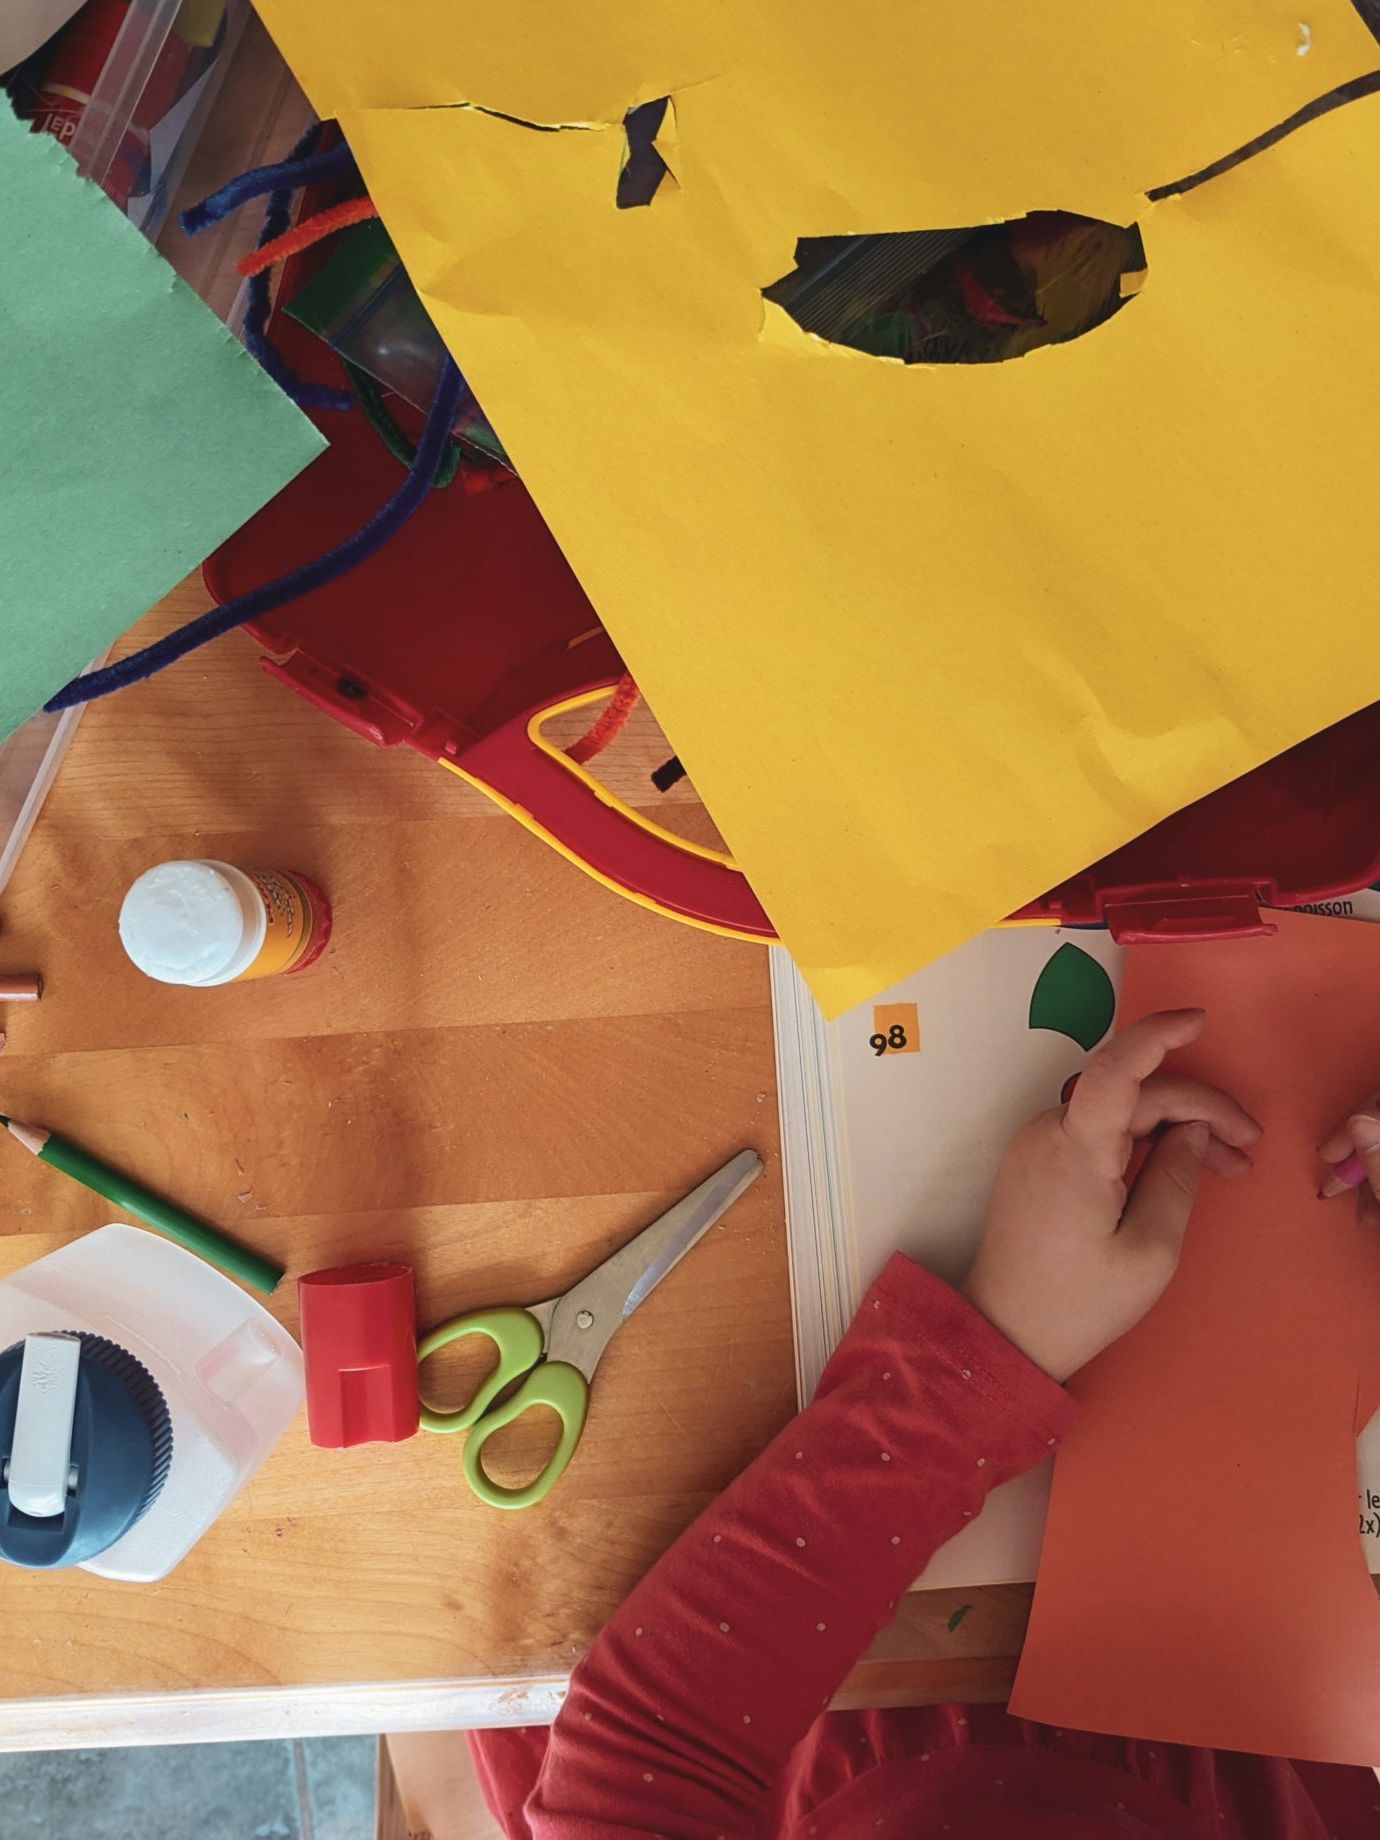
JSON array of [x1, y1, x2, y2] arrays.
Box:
[[179, 136, 357, 237], [239, 125, 355, 414]]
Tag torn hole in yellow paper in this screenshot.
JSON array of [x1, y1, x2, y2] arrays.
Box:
[[762, 215, 1146, 366], [425, 100, 607, 135], [618, 97, 678, 208], [1145, 65, 1380, 198]]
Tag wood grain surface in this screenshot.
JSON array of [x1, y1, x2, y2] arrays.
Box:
[[0, 582, 1024, 1730]]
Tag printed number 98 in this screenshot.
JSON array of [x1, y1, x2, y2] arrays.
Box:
[[870, 1024, 908, 1057]]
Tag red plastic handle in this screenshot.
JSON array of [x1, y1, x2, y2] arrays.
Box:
[[1102, 887, 1275, 944], [451, 716, 777, 942]]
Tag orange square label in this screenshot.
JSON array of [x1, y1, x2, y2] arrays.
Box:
[[870, 1002, 920, 1057]]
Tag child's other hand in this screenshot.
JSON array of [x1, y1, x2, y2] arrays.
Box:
[[962, 1009, 1261, 1382], [1318, 1100, 1380, 1227]]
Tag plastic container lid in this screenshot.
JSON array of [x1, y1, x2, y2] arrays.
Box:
[[0, 1331, 172, 1570], [299, 1263, 419, 1448], [118, 859, 265, 986]]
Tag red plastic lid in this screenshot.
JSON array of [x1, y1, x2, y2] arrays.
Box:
[[298, 1263, 419, 1448]]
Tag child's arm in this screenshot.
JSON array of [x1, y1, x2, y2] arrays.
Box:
[[524, 1252, 1072, 1839], [521, 1009, 1259, 1839]]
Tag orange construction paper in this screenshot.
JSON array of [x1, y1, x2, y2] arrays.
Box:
[[1009, 909, 1380, 1764]]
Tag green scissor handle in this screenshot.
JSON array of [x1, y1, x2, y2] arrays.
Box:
[[417, 1307, 545, 1433], [462, 1360, 590, 1511], [416, 1309, 591, 1509]]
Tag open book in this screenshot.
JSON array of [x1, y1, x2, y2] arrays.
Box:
[[771, 909, 1380, 1590]]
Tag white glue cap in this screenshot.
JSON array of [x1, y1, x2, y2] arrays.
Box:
[[118, 860, 265, 987]]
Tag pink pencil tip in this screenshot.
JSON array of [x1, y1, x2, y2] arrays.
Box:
[[1318, 1153, 1367, 1200]]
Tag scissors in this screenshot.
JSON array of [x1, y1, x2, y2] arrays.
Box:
[[416, 1150, 763, 1509]]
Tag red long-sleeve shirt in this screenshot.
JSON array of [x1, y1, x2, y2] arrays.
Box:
[[471, 1254, 1380, 1837]]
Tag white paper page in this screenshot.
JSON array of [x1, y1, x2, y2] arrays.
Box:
[[829, 927, 1123, 1586]]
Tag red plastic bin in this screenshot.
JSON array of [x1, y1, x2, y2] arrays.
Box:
[[205, 296, 773, 945]]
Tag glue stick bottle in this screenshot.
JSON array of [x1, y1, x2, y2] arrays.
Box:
[[118, 860, 331, 987]]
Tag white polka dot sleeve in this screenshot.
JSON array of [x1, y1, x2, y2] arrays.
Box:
[[523, 1252, 1079, 1839]]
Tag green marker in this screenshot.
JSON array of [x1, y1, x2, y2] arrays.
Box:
[[0, 1114, 282, 1295]]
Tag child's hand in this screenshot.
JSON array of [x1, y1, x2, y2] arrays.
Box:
[[962, 1009, 1261, 1382], [1318, 1100, 1380, 1227]]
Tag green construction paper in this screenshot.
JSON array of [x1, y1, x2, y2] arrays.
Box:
[[0, 104, 326, 741]]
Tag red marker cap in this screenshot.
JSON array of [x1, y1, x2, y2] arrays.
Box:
[[299, 1263, 419, 1447]]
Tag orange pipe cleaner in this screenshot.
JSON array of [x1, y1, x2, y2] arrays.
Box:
[[567, 674, 641, 765], [237, 196, 380, 278]]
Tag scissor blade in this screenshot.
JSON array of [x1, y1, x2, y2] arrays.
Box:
[[620, 1150, 764, 1319], [545, 1151, 763, 1379]]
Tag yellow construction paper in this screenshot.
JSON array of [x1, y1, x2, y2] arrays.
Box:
[[257, 0, 1380, 1014], [257, 2, 1371, 211]]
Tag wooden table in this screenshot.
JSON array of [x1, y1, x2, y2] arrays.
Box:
[[0, 586, 1028, 1749]]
